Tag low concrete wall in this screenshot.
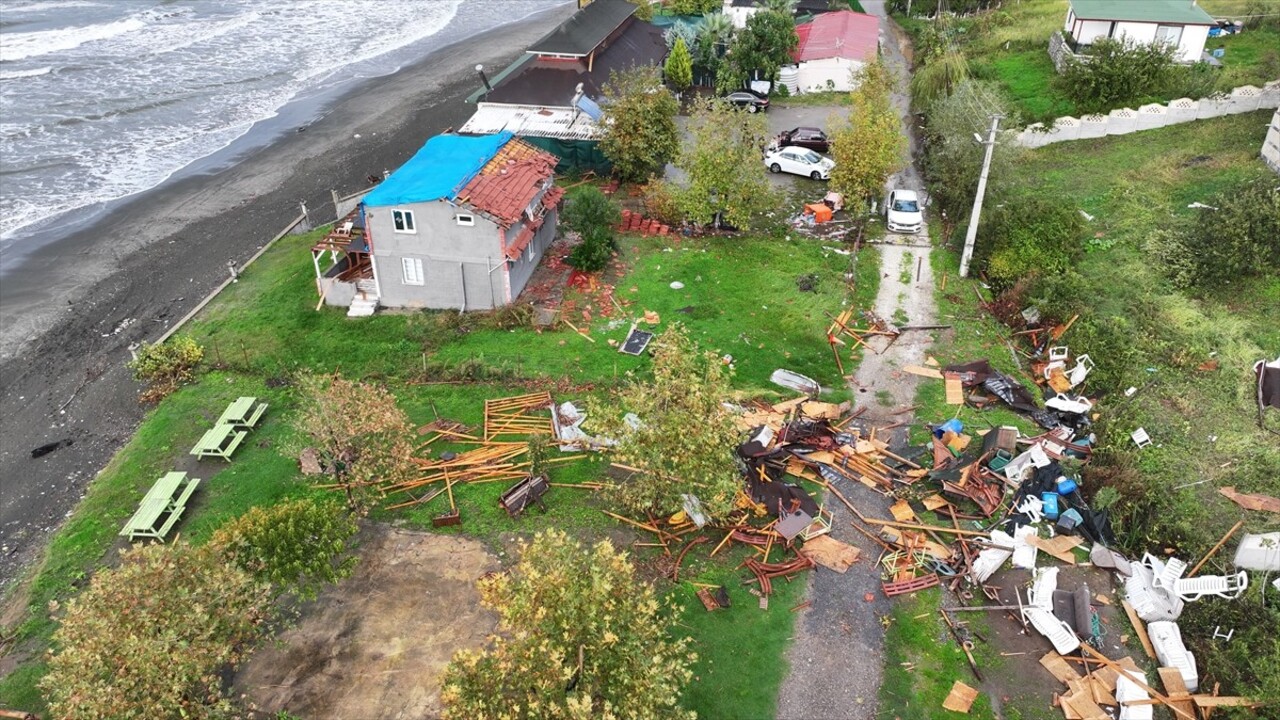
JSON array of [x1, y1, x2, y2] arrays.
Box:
[[1264, 108, 1280, 175], [1014, 80, 1280, 148]]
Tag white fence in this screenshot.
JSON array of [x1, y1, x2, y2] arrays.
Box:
[[1013, 80, 1280, 148]]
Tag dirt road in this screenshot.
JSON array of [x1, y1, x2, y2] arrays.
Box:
[[775, 3, 936, 718]]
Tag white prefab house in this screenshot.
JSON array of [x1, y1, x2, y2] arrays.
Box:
[[1062, 0, 1214, 63]]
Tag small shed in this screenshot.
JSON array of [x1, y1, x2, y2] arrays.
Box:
[[1062, 0, 1214, 64]]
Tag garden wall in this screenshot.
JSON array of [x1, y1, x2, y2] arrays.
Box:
[[1013, 80, 1280, 148]]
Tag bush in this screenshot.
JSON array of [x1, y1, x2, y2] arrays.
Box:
[[974, 196, 1085, 292], [128, 335, 203, 402], [599, 67, 680, 183], [1057, 37, 1177, 114], [642, 177, 683, 225], [920, 80, 1021, 226], [210, 497, 359, 600], [441, 530, 696, 720], [1146, 181, 1280, 290], [40, 543, 270, 719], [562, 186, 621, 273]]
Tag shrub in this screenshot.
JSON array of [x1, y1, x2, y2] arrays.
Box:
[[642, 178, 683, 225], [1057, 37, 1177, 114], [40, 543, 270, 719], [210, 497, 359, 600], [920, 80, 1021, 225], [128, 335, 203, 402], [1146, 181, 1280, 290], [665, 36, 694, 92], [974, 196, 1085, 292], [441, 530, 696, 720], [562, 186, 621, 273]]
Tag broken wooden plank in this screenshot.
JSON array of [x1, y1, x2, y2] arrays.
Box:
[[945, 376, 964, 405], [1218, 486, 1280, 513], [904, 364, 944, 380], [1121, 600, 1157, 660], [941, 681, 979, 713], [1040, 651, 1083, 685]]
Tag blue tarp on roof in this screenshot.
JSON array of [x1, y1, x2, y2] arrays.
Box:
[[575, 95, 603, 122], [363, 131, 513, 208]]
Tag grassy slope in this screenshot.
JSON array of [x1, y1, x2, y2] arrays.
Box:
[[0, 218, 882, 716]]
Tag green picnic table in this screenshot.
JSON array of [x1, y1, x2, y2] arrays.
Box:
[[190, 422, 248, 461], [216, 396, 268, 428], [119, 471, 200, 541]]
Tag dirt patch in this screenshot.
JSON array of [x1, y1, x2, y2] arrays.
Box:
[[234, 526, 501, 719]]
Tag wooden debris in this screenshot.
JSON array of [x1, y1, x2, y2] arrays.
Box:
[[945, 375, 964, 405], [882, 573, 939, 596], [942, 681, 979, 713], [889, 498, 917, 523], [1040, 651, 1083, 684], [1121, 600, 1157, 660], [1158, 667, 1196, 719], [904, 364, 944, 379], [1026, 534, 1083, 564], [798, 534, 861, 573], [1188, 519, 1244, 576], [1218, 486, 1280, 513]]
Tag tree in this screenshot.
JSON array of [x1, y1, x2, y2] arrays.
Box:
[[719, 8, 798, 91], [592, 323, 742, 521], [599, 66, 680, 183], [1057, 37, 1178, 114], [908, 48, 969, 109], [292, 372, 416, 513], [441, 530, 696, 720], [693, 12, 734, 84], [919, 79, 1021, 228], [210, 496, 359, 601], [668, 0, 720, 13], [675, 97, 771, 229], [629, 0, 654, 22], [562, 186, 622, 272], [829, 60, 907, 205], [761, 0, 798, 14], [665, 36, 694, 92], [1148, 181, 1280, 290], [40, 543, 270, 719]]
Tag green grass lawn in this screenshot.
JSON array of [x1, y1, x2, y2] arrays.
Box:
[[0, 217, 882, 715]]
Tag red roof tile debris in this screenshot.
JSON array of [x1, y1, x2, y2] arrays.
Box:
[[792, 10, 879, 63], [457, 137, 560, 227]]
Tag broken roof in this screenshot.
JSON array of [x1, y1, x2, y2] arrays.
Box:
[[792, 10, 879, 63], [363, 132, 512, 208], [526, 0, 636, 57], [456, 137, 560, 227]]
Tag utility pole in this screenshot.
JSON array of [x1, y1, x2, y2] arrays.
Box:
[[959, 114, 1002, 278]]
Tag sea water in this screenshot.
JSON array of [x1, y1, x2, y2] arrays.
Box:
[[0, 0, 561, 257]]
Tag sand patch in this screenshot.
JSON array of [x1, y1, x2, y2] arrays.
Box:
[[235, 526, 500, 719]]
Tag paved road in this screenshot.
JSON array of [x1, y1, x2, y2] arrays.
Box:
[[775, 3, 938, 718]]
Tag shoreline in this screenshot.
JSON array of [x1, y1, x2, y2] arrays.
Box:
[[0, 1, 578, 589]]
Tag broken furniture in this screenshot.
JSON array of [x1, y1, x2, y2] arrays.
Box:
[[500, 474, 549, 517], [1130, 428, 1153, 449], [1147, 621, 1199, 691], [119, 471, 200, 542], [696, 585, 731, 611], [618, 325, 654, 355], [1233, 532, 1280, 570], [1173, 570, 1248, 601]]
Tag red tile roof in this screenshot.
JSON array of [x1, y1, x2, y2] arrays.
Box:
[[457, 137, 560, 227], [792, 10, 879, 63], [504, 216, 544, 260]]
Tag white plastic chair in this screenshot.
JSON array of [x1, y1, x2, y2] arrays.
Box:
[[1148, 621, 1199, 691], [1153, 557, 1188, 591], [1131, 428, 1153, 449], [1067, 354, 1095, 387], [1049, 346, 1070, 363], [1024, 607, 1081, 654], [1174, 571, 1249, 601]]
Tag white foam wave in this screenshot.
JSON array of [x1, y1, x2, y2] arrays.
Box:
[[0, 66, 53, 80], [0, 17, 146, 63], [4, 1, 107, 12]]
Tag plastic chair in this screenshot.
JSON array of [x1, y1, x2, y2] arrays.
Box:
[[1131, 428, 1153, 449]]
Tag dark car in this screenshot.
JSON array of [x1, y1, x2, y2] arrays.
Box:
[[778, 126, 829, 153], [723, 89, 769, 113]]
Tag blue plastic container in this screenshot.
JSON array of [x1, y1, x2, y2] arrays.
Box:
[[1041, 492, 1060, 520], [1056, 476, 1078, 495]]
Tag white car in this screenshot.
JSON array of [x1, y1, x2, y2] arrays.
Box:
[[764, 146, 834, 180], [885, 188, 923, 234]]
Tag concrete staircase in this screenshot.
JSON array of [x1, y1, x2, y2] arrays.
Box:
[[348, 279, 378, 317]]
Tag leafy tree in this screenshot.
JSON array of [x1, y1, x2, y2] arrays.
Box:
[[629, 0, 654, 22], [693, 12, 734, 83], [829, 60, 906, 205], [599, 66, 680, 183], [719, 7, 798, 91], [1147, 181, 1280, 290], [665, 36, 694, 92], [210, 497, 359, 600], [974, 195, 1086, 292], [40, 543, 270, 719], [675, 97, 770, 229], [441, 530, 696, 720], [128, 334, 203, 402], [292, 372, 416, 513], [667, 0, 720, 14], [919, 79, 1021, 228], [761, 0, 798, 14], [1057, 37, 1177, 114], [908, 48, 969, 109], [562, 185, 622, 272], [592, 323, 742, 521]]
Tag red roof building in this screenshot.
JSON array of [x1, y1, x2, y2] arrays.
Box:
[[790, 10, 880, 93]]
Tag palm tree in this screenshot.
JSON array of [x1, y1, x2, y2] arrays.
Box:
[[699, 11, 735, 49]]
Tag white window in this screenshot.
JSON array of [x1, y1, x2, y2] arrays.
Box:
[[392, 209, 415, 233], [456, 213, 474, 226], [1155, 24, 1183, 47], [401, 257, 424, 285]]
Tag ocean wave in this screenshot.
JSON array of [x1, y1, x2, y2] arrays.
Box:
[[0, 17, 146, 63], [0, 66, 53, 81], [4, 1, 107, 13]]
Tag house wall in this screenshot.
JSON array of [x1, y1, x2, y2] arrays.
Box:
[[796, 57, 863, 93], [506, 208, 560, 300], [724, 1, 755, 29], [1067, 16, 1209, 63], [365, 200, 507, 310]]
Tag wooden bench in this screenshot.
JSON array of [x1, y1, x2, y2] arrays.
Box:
[[216, 396, 268, 429], [119, 471, 200, 541], [190, 422, 248, 461]]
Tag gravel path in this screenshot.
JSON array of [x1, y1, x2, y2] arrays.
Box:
[[775, 4, 935, 718]]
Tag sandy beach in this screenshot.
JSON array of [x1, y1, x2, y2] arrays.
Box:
[[0, 1, 578, 588]]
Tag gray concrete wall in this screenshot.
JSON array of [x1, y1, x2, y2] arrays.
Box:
[[508, 208, 559, 301], [1264, 108, 1280, 176]]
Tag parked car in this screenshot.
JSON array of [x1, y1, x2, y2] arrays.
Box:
[[778, 126, 829, 153], [884, 188, 923, 234], [724, 89, 769, 113], [764, 146, 834, 180]]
